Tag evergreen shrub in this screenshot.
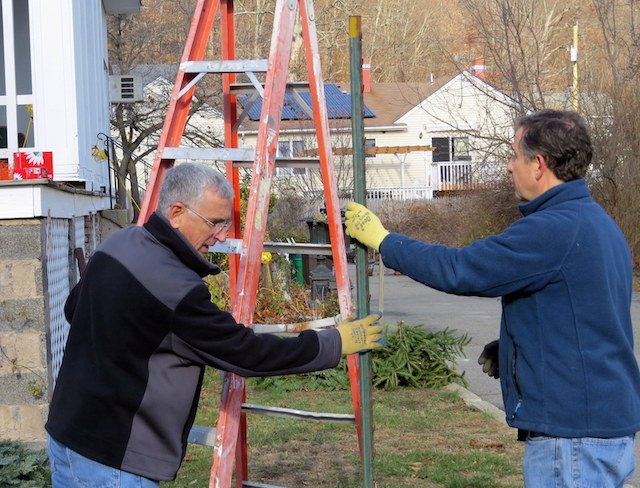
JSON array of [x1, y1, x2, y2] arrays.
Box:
[[250, 322, 469, 392], [0, 440, 51, 487]]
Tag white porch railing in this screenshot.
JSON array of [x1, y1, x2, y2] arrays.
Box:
[[363, 187, 434, 212], [307, 161, 496, 214], [435, 161, 475, 191], [366, 186, 434, 200], [335, 187, 433, 213]]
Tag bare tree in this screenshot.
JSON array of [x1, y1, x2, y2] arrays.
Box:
[[582, 0, 640, 262], [363, 0, 466, 82], [109, 80, 223, 215], [456, 0, 578, 110], [107, 3, 223, 218]]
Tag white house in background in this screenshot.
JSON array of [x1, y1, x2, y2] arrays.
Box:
[[383, 71, 521, 194], [0, 0, 141, 446], [238, 67, 520, 199]]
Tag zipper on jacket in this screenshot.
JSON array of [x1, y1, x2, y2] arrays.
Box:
[[510, 346, 523, 422]]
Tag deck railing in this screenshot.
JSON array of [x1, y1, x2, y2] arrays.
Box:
[[308, 161, 500, 214], [435, 161, 476, 191]]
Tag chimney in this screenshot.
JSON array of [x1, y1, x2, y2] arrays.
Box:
[[362, 58, 371, 93], [471, 58, 486, 81]]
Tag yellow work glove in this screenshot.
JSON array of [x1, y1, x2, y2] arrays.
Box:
[[337, 313, 384, 355], [344, 202, 389, 251]]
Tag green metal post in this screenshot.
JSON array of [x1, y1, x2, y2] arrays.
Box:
[[349, 15, 374, 487]]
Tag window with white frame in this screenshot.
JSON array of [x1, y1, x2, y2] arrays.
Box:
[[0, 0, 35, 158], [276, 140, 307, 176]]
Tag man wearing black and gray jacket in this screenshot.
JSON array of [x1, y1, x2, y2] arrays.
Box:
[[46, 163, 382, 487]]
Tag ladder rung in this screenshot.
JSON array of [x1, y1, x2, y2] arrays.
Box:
[[241, 403, 356, 424], [253, 315, 338, 335], [265, 241, 333, 255], [162, 146, 254, 161], [243, 482, 288, 488], [232, 157, 320, 169], [209, 239, 334, 256], [181, 59, 268, 74], [187, 424, 216, 446], [229, 81, 310, 95], [162, 147, 320, 169]]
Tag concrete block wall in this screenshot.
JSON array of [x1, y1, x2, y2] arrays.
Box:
[[0, 219, 49, 444], [0, 208, 130, 447]]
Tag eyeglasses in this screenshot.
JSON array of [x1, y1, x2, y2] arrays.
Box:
[[183, 204, 232, 236]]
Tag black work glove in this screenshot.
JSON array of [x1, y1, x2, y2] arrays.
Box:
[[477, 340, 500, 379]]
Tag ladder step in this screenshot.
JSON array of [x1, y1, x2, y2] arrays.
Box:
[[162, 147, 320, 168], [243, 482, 288, 488], [232, 157, 320, 169], [253, 315, 338, 335], [241, 403, 356, 424], [188, 404, 355, 447], [180, 59, 268, 74], [162, 146, 254, 161], [209, 239, 333, 256], [229, 80, 310, 95], [187, 424, 217, 447]]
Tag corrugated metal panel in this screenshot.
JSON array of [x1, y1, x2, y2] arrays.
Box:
[[238, 84, 375, 121]]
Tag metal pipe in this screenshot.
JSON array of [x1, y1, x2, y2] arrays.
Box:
[[349, 15, 375, 487]]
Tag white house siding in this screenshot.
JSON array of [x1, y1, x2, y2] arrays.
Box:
[[72, 0, 111, 191], [364, 127, 432, 190], [29, 0, 111, 192]]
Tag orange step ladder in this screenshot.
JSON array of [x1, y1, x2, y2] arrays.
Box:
[[136, 1, 374, 487]]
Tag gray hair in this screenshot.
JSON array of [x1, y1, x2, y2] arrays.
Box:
[[156, 163, 234, 216]]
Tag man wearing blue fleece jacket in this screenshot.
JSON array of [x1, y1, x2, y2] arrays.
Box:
[[345, 110, 640, 487]]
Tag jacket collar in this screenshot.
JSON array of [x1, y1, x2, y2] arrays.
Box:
[[519, 179, 590, 217], [144, 211, 221, 278]]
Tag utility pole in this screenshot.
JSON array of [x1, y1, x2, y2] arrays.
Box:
[[571, 24, 579, 112]]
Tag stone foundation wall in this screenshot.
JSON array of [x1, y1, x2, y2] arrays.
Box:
[[0, 209, 130, 446], [0, 219, 49, 444]]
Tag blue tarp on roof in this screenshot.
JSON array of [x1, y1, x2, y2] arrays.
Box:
[[238, 84, 375, 120]]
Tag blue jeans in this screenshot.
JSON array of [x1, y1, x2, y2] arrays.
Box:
[[48, 436, 160, 488], [523, 433, 635, 488]]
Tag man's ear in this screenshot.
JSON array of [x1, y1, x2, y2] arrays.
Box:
[[166, 203, 185, 229], [534, 154, 547, 181]]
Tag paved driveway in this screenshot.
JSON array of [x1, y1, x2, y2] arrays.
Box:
[[360, 264, 640, 487]]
